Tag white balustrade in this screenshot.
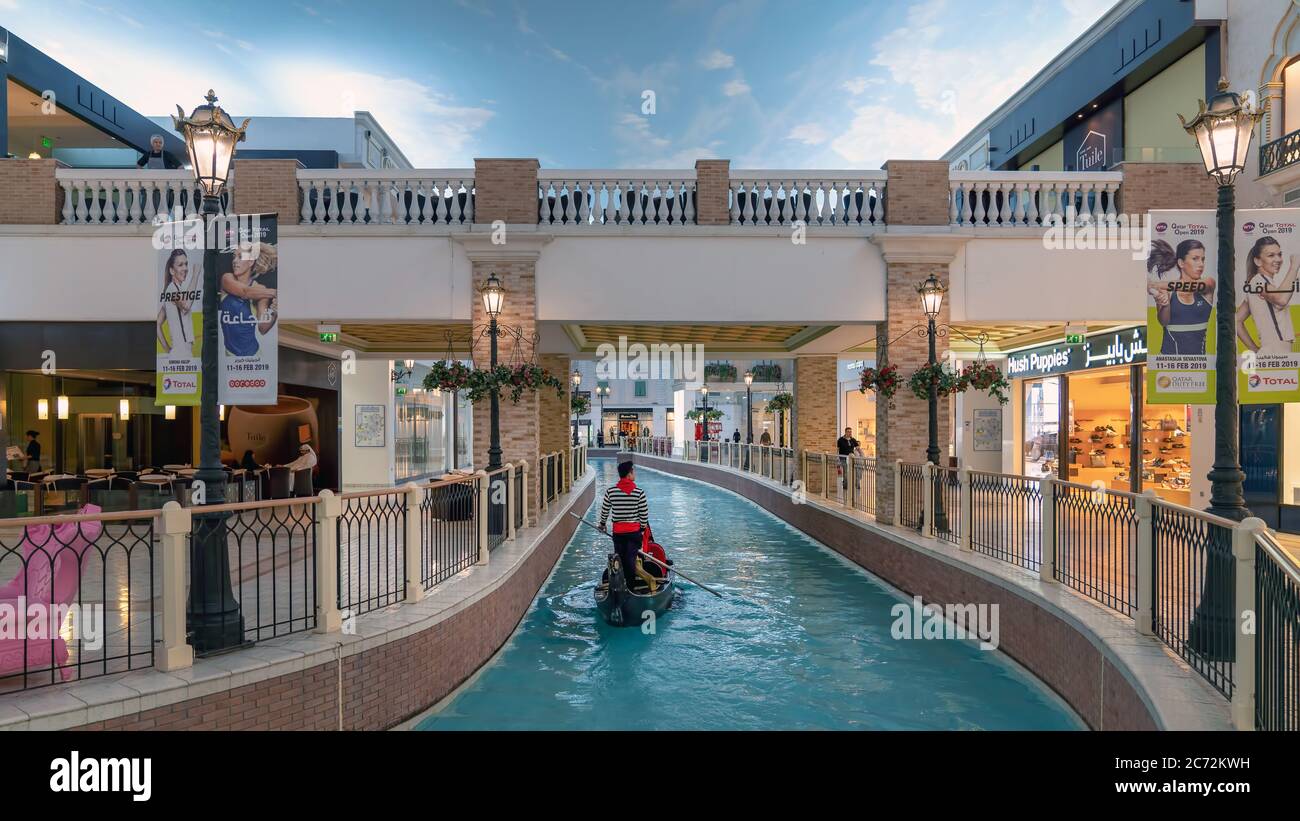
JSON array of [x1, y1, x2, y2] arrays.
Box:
[[949, 171, 1122, 228], [297, 170, 474, 226], [538, 172, 697, 226], [729, 172, 887, 227], [55, 170, 229, 225]]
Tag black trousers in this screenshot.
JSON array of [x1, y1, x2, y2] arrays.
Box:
[[612, 529, 642, 587]]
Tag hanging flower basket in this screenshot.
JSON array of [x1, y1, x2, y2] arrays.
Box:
[[907, 361, 967, 401], [466, 363, 566, 404], [571, 393, 591, 415], [704, 362, 738, 381], [422, 360, 473, 393], [751, 362, 782, 382], [765, 392, 793, 414], [685, 408, 724, 421], [962, 360, 1011, 405], [859, 364, 900, 399]]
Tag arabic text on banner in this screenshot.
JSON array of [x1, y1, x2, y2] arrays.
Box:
[[1236, 208, 1300, 404], [217, 214, 279, 406], [1146, 210, 1217, 405], [155, 221, 204, 407]]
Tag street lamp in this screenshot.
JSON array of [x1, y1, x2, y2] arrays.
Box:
[[919, 273, 949, 532], [744, 370, 754, 444], [596, 384, 609, 446], [700, 385, 710, 444], [1180, 78, 1262, 660], [480, 272, 505, 470], [173, 89, 247, 654], [572, 369, 581, 446]]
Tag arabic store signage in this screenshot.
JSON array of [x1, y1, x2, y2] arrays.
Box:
[[1006, 327, 1147, 378]]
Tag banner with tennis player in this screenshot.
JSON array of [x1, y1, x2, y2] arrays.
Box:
[[1236, 208, 1300, 404], [217, 214, 279, 406], [1146, 210, 1217, 404], [155, 220, 204, 406]]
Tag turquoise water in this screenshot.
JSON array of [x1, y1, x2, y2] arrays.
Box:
[[417, 460, 1082, 730]]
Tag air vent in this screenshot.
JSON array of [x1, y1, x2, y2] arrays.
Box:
[[1284, 188, 1300, 205]]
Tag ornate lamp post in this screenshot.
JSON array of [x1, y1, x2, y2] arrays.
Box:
[[919, 273, 949, 533], [596, 383, 609, 446], [700, 385, 710, 444], [1180, 79, 1263, 659], [173, 90, 248, 654], [744, 370, 754, 444], [571, 369, 581, 446], [480, 273, 505, 471]]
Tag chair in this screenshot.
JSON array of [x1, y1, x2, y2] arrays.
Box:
[[291, 468, 313, 498], [0, 505, 104, 680], [169, 476, 195, 505], [40, 477, 85, 515], [83, 477, 134, 512], [133, 479, 170, 510], [266, 466, 293, 499], [114, 471, 139, 482]]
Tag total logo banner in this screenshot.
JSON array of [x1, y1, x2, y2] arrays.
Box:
[[1236, 208, 1300, 405]]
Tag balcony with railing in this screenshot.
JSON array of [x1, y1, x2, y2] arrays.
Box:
[[1260, 128, 1300, 179]]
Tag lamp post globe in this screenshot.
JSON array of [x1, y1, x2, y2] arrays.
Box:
[[480, 273, 505, 471]]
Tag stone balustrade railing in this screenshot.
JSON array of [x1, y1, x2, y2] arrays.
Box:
[[949, 170, 1122, 228], [297, 169, 475, 226], [56, 169, 229, 225], [729, 171, 887, 227], [538, 171, 697, 226]]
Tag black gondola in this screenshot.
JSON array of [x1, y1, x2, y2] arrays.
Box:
[[594, 552, 675, 626]]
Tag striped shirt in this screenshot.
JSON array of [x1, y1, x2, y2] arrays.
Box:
[[598, 483, 649, 531]]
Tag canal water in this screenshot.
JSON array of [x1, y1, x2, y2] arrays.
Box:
[[417, 459, 1082, 730]]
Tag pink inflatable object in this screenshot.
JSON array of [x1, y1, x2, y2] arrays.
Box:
[[0, 505, 103, 681]]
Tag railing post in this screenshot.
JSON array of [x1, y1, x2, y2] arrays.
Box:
[[314, 489, 342, 633], [802, 450, 809, 490], [847, 456, 856, 509], [1232, 517, 1263, 731], [821, 452, 830, 499], [476, 470, 489, 564], [893, 459, 902, 525], [520, 460, 530, 528], [506, 463, 517, 541], [959, 466, 972, 551], [539, 456, 549, 514], [1039, 476, 1056, 584], [403, 482, 424, 603], [1135, 489, 1156, 636], [922, 462, 935, 537], [156, 502, 194, 672]]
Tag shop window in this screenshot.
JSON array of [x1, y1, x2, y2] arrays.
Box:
[[1023, 377, 1059, 476], [634, 381, 647, 397]]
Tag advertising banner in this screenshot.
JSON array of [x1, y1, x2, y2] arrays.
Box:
[[1236, 208, 1300, 404], [155, 221, 204, 406], [1145, 210, 1217, 404], [218, 214, 279, 406]]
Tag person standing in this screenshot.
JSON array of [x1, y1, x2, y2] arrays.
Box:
[[598, 457, 652, 590], [836, 426, 860, 489], [732, 429, 741, 443], [24, 430, 42, 473], [136, 135, 179, 169]]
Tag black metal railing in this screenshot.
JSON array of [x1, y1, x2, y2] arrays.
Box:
[[513, 468, 525, 532], [898, 463, 924, 530], [487, 469, 508, 553], [337, 491, 406, 616], [933, 466, 961, 545], [968, 472, 1041, 571], [1151, 504, 1235, 699], [851, 457, 877, 517], [419, 478, 479, 589], [1260, 128, 1300, 177], [0, 512, 155, 692], [219, 500, 317, 642], [1054, 482, 1137, 617], [804, 452, 825, 497], [1255, 533, 1300, 731]]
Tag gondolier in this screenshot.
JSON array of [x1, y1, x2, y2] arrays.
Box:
[[598, 455, 653, 590]]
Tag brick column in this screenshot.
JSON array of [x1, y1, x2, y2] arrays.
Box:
[[880, 160, 950, 225], [694, 159, 731, 225], [0, 159, 62, 224], [1115, 163, 1217, 213], [473, 159, 540, 224], [793, 355, 838, 458], [469, 259, 541, 524], [538, 353, 573, 458], [231, 159, 302, 220]]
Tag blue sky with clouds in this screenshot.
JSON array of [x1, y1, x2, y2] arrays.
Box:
[[2, 0, 1117, 167]]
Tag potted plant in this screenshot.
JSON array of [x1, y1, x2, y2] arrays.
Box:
[[962, 360, 1011, 405], [858, 363, 900, 399], [571, 393, 591, 415], [906, 362, 967, 401], [704, 362, 738, 382], [751, 362, 782, 382]]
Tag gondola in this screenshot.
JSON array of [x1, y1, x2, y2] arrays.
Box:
[[594, 554, 675, 626]]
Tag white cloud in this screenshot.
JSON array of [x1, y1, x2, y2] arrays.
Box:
[[722, 78, 751, 97], [830, 104, 955, 166], [788, 123, 829, 145], [841, 77, 876, 95], [700, 50, 735, 70], [614, 113, 715, 167], [0, 0, 19, 8]]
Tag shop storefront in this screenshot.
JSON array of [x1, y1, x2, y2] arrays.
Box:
[[840, 360, 878, 457], [1007, 326, 1193, 504]]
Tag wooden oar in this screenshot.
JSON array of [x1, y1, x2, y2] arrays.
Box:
[[569, 513, 724, 598]]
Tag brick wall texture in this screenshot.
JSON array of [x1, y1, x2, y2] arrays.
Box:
[[793, 355, 838, 456], [880, 160, 950, 225], [473, 159, 540, 224], [231, 159, 302, 221], [0, 159, 62, 224], [75, 482, 593, 731], [875, 262, 952, 522], [1117, 162, 1218, 215], [538, 353, 572, 460], [694, 159, 731, 225]]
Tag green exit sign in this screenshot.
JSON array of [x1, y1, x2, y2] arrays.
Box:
[[395, 387, 407, 395], [41, 137, 52, 149], [319, 332, 338, 343], [1065, 333, 1085, 345]]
